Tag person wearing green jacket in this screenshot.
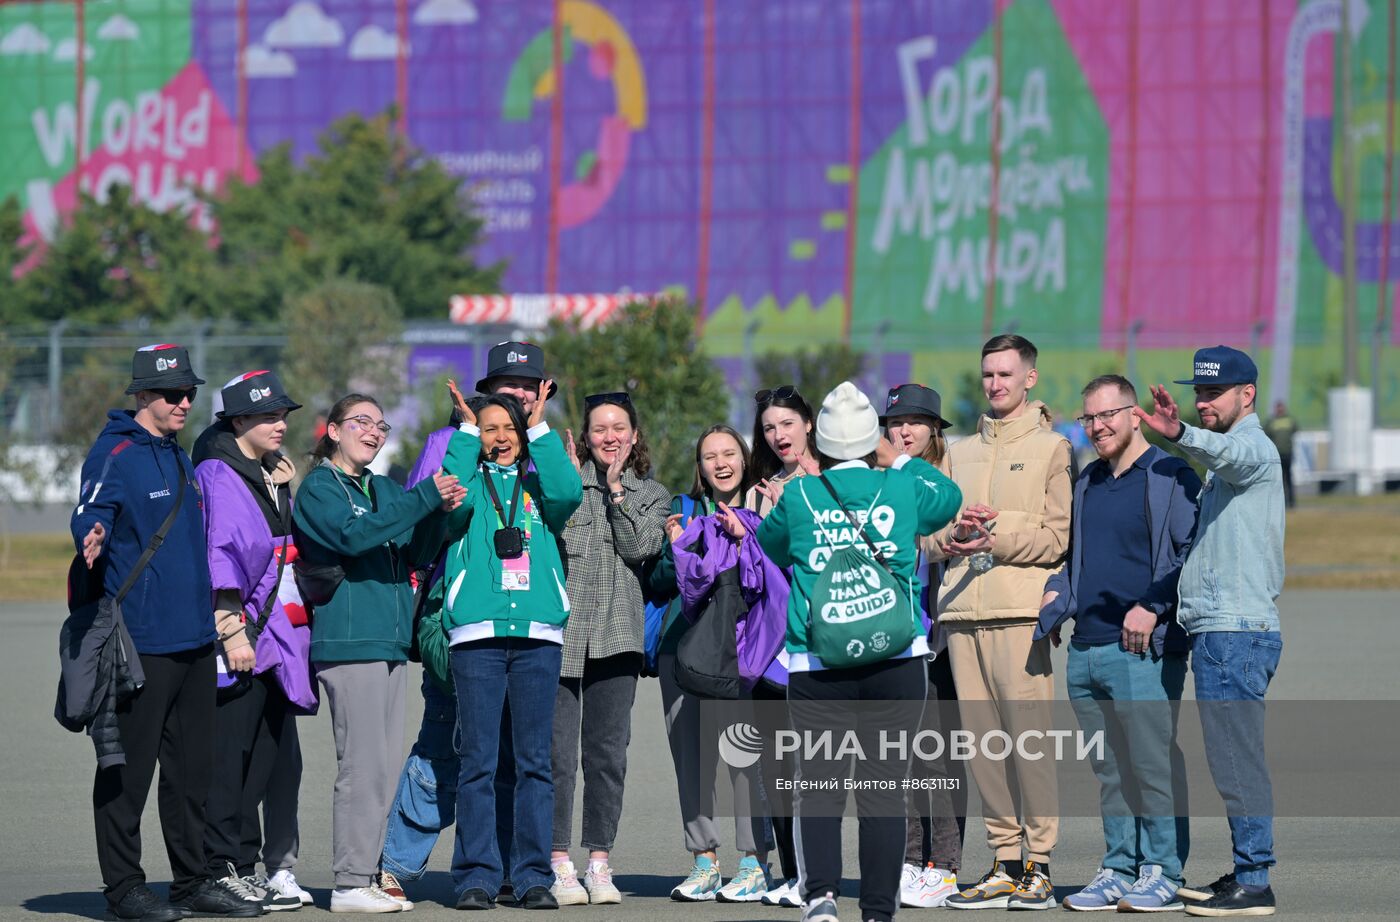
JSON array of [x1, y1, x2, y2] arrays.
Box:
[[292, 393, 464, 914], [439, 381, 583, 911], [748, 381, 963, 922]]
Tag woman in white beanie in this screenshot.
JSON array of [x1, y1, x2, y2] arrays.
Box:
[[731, 381, 962, 922]]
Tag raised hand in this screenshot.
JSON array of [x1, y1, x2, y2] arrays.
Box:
[[755, 477, 785, 508], [716, 502, 747, 540], [447, 379, 476, 427], [605, 438, 635, 493], [875, 436, 901, 469], [1134, 384, 1183, 439], [795, 452, 821, 477], [528, 379, 552, 429], [82, 522, 106, 569], [563, 428, 582, 473], [664, 513, 686, 544]]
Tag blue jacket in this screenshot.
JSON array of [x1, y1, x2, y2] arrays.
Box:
[[1173, 414, 1285, 633], [1035, 444, 1201, 656], [71, 411, 216, 655]]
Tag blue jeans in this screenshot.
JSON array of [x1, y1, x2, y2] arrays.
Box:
[[1191, 631, 1281, 888], [450, 638, 561, 900], [381, 677, 517, 881], [1067, 642, 1189, 884]]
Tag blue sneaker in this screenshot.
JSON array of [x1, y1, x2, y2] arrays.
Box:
[[670, 855, 722, 901], [717, 857, 769, 902], [1062, 867, 1131, 911], [1117, 865, 1184, 913]]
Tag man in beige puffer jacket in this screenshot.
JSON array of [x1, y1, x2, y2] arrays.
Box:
[[928, 334, 1072, 911]]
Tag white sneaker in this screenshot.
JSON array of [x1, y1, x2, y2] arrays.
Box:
[[550, 861, 589, 906], [761, 878, 803, 907], [670, 857, 722, 901], [268, 869, 314, 906], [330, 885, 404, 913], [375, 871, 414, 911], [717, 860, 769, 902], [243, 868, 304, 911], [905, 866, 959, 908], [899, 863, 922, 907], [583, 862, 622, 904], [801, 891, 840, 922]]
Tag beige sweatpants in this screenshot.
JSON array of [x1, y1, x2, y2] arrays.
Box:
[[945, 623, 1059, 865]]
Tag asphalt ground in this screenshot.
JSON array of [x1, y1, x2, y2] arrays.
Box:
[[2, 590, 1397, 920]]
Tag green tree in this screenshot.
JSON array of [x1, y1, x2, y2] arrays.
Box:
[[543, 298, 728, 492], [754, 342, 868, 408], [281, 279, 406, 457], [207, 112, 503, 323]]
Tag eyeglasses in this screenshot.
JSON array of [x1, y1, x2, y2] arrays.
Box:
[[1076, 405, 1135, 429], [755, 385, 800, 404], [343, 415, 392, 435], [584, 392, 632, 410], [154, 388, 197, 405]]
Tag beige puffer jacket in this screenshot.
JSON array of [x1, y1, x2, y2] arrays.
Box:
[[927, 402, 1072, 626]]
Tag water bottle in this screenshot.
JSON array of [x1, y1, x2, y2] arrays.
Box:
[[970, 550, 994, 572]]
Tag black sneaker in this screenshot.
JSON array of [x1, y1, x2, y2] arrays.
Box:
[[171, 878, 265, 917], [518, 885, 559, 910], [800, 892, 840, 922], [1183, 882, 1275, 916], [1178, 871, 1236, 902], [456, 887, 495, 911], [107, 884, 184, 922]]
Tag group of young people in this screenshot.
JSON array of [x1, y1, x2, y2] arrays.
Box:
[[69, 333, 1284, 922]]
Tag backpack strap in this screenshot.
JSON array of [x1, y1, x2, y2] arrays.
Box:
[[114, 470, 186, 605], [245, 498, 292, 642], [816, 471, 892, 569]]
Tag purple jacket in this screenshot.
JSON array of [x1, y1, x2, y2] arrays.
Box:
[[408, 426, 455, 489], [196, 459, 317, 712], [673, 508, 789, 689]]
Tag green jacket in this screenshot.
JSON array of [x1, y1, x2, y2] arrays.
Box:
[[293, 462, 449, 664], [756, 457, 961, 671], [440, 424, 583, 643]]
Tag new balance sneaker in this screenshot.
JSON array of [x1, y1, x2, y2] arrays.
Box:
[[1006, 861, 1054, 910], [903, 865, 958, 908], [1117, 865, 1183, 913], [718, 858, 768, 902], [375, 871, 414, 911], [549, 861, 589, 907], [761, 878, 802, 907], [1061, 867, 1130, 911], [242, 869, 302, 912], [1177, 872, 1235, 903], [583, 862, 622, 904], [329, 885, 403, 913], [172, 878, 265, 917], [670, 856, 721, 902], [107, 883, 185, 922], [1183, 881, 1275, 917], [266, 870, 314, 908], [944, 859, 1018, 910], [800, 891, 840, 922]]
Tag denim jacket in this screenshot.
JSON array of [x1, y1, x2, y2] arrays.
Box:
[[1172, 413, 1284, 634], [1035, 445, 1201, 656]]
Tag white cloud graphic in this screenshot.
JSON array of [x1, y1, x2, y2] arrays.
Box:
[[53, 37, 95, 62], [265, 1, 344, 48], [348, 24, 406, 61], [414, 0, 478, 26], [97, 14, 140, 42], [244, 43, 297, 78], [1, 23, 52, 56]]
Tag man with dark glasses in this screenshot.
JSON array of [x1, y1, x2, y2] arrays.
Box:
[[72, 345, 260, 919]]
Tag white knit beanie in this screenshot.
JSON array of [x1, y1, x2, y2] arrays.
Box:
[[815, 381, 880, 461]]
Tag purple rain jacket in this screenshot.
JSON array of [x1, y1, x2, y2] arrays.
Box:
[[672, 507, 789, 690], [195, 449, 317, 713]]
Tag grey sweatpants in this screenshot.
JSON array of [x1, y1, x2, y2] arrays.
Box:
[[318, 661, 408, 888], [658, 654, 769, 855]]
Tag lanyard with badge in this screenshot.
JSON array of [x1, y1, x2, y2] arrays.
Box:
[[481, 462, 532, 590]]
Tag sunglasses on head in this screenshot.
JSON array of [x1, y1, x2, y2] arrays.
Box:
[[754, 385, 800, 404], [154, 387, 197, 405], [584, 392, 632, 410]]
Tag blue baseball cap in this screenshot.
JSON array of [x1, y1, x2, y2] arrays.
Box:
[[1173, 345, 1258, 386]]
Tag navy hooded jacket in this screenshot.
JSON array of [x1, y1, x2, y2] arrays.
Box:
[[71, 411, 216, 654]]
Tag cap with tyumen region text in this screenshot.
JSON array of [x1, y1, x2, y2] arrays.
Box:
[[125, 343, 206, 395], [475, 341, 559, 399], [1173, 345, 1258, 386]]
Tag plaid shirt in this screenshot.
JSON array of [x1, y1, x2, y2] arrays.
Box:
[[558, 464, 671, 678]]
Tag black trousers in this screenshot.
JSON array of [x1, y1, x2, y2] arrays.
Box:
[[789, 656, 927, 922], [94, 644, 216, 907], [204, 672, 297, 877], [752, 679, 798, 880]]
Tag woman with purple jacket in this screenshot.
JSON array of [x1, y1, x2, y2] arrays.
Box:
[[654, 425, 788, 904], [192, 371, 317, 911]]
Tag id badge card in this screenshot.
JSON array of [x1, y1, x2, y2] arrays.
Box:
[[502, 552, 531, 591]]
